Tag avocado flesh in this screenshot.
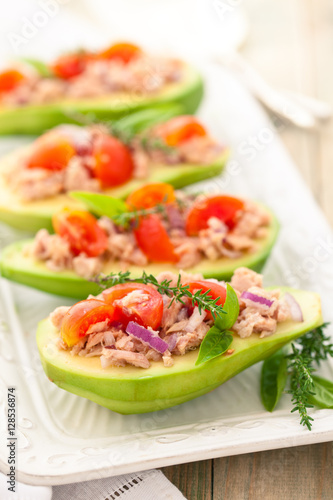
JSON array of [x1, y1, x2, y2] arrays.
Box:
[[36, 288, 322, 414], [0, 209, 279, 298], [0, 147, 229, 233], [0, 65, 203, 135]]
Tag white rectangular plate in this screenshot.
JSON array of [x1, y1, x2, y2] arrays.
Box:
[[0, 64, 332, 486]]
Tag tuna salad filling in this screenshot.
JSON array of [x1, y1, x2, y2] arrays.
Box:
[[4, 118, 223, 202], [27, 187, 272, 277], [49, 268, 295, 370], [0, 43, 183, 106]]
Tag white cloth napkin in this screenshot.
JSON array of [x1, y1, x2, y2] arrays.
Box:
[[0, 470, 186, 500]]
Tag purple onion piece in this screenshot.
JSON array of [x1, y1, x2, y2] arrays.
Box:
[[240, 291, 274, 307], [284, 293, 304, 322], [166, 333, 177, 352], [126, 321, 169, 354]]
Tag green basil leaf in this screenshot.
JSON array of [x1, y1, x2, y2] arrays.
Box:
[[214, 283, 239, 331], [195, 326, 233, 366], [261, 347, 288, 412], [115, 104, 183, 135], [307, 375, 333, 409], [20, 58, 53, 77], [70, 192, 128, 219]]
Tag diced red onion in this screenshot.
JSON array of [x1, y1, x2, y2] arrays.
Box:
[[166, 333, 177, 352], [284, 293, 304, 322], [166, 205, 185, 230], [126, 321, 169, 354], [241, 291, 273, 307]]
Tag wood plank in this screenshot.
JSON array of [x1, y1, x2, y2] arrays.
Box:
[[162, 460, 212, 499], [212, 443, 333, 500]]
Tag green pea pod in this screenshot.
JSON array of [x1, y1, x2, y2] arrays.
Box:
[[214, 283, 239, 331], [308, 375, 333, 409], [70, 192, 128, 219], [261, 347, 288, 411], [195, 326, 233, 366], [20, 58, 53, 77]]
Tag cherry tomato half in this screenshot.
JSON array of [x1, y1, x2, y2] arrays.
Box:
[[158, 116, 207, 147], [98, 42, 142, 63], [61, 299, 115, 347], [103, 283, 163, 330], [0, 69, 25, 94], [52, 209, 108, 257], [187, 280, 227, 320], [27, 137, 76, 171], [134, 214, 178, 264], [126, 183, 176, 210], [186, 195, 244, 236], [52, 52, 90, 80], [93, 135, 134, 188]]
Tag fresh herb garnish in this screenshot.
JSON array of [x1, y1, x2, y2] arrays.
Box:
[[20, 57, 54, 77], [195, 327, 233, 366], [195, 284, 239, 365], [307, 375, 333, 409], [63, 107, 177, 152], [261, 347, 288, 412], [94, 270, 227, 320], [70, 191, 186, 230], [286, 343, 316, 430], [70, 191, 128, 219], [112, 204, 167, 229], [260, 323, 333, 430]]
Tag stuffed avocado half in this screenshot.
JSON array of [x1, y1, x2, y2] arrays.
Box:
[[0, 39, 204, 135], [0, 110, 227, 232], [0, 185, 279, 297], [36, 267, 323, 414]]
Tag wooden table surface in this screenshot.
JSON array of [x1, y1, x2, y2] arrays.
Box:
[[162, 1, 333, 498]]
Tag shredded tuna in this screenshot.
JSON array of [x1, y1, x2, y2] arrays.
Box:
[[100, 348, 150, 369], [230, 267, 263, 293], [49, 306, 71, 329], [72, 255, 103, 280]]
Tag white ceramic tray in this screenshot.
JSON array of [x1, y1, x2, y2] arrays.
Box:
[[0, 65, 333, 486]]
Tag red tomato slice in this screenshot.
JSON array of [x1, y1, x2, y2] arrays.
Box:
[[158, 116, 207, 147], [0, 69, 25, 94], [27, 138, 76, 171], [187, 280, 227, 320], [98, 42, 142, 63], [93, 135, 134, 188], [103, 283, 163, 330], [134, 214, 178, 263], [61, 299, 115, 347], [52, 209, 108, 257], [186, 195, 245, 236], [52, 52, 90, 80], [126, 183, 176, 209]]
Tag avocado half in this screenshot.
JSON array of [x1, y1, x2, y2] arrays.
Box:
[[36, 288, 322, 414], [0, 210, 279, 298], [0, 147, 229, 233], [0, 64, 203, 135]]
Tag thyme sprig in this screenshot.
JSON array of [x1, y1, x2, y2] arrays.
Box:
[[112, 203, 167, 229], [94, 271, 227, 320], [63, 110, 175, 153], [286, 323, 332, 430]]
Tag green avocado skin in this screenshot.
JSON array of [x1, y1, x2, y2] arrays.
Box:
[[0, 68, 204, 135], [36, 288, 322, 414], [0, 211, 279, 298]]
